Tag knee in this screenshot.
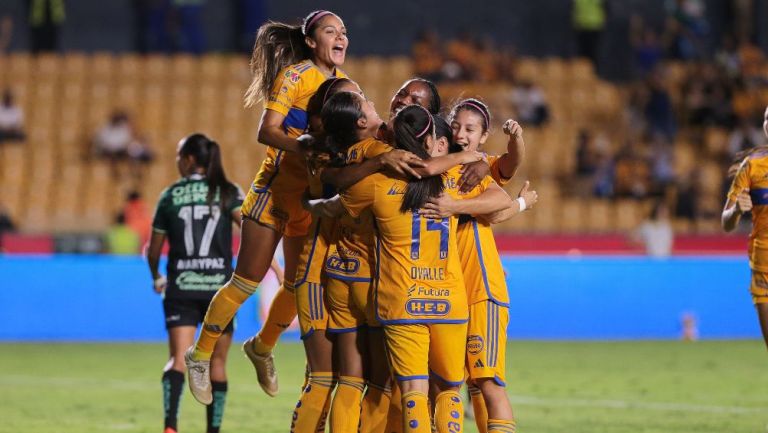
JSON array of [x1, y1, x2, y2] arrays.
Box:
[[475, 378, 505, 398]]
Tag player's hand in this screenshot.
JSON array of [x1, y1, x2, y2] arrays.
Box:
[[153, 276, 167, 294], [419, 193, 456, 219], [736, 189, 752, 214], [458, 160, 490, 192], [502, 119, 523, 140], [459, 151, 486, 165], [517, 181, 538, 210], [380, 149, 426, 179]]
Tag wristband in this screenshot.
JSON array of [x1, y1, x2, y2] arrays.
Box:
[[516, 196, 527, 212]]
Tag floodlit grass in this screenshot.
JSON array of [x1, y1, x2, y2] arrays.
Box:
[[1, 340, 766, 433]]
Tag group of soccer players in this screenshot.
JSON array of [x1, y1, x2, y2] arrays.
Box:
[[147, 9, 540, 433]]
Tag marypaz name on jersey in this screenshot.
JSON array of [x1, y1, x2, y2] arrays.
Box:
[[177, 257, 226, 270]]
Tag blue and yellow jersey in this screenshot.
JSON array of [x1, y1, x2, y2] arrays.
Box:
[[250, 61, 348, 197], [325, 138, 392, 283], [340, 166, 476, 324], [487, 154, 512, 186], [728, 150, 768, 272], [447, 167, 508, 305]]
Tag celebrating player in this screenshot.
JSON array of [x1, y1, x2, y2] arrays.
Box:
[[722, 106, 768, 350], [420, 98, 537, 433], [184, 9, 350, 403], [147, 134, 244, 433], [326, 96, 512, 433]]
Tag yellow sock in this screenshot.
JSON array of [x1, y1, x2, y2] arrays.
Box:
[[487, 418, 516, 433], [469, 384, 488, 433], [193, 274, 258, 359], [330, 376, 366, 433], [256, 284, 297, 350], [386, 381, 403, 433], [434, 391, 463, 433], [401, 391, 430, 433], [291, 372, 335, 433], [360, 382, 391, 433]]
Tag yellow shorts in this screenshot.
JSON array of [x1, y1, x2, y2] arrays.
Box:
[[751, 271, 768, 304], [241, 188, 311, 237], [295, 280, 327, 339], [466, 301, 508, 385], [384, 322, 467, 386], [325, 278, 378, 332]]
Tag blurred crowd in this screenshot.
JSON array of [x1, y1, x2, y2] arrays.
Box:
[[412, 0, 767, 232]]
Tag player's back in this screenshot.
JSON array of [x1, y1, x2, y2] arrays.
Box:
[[153, 175, 242, 299], [341, 171, 468, 324]]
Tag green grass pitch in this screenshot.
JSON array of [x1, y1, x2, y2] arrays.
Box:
[[1, 341, 767, 433]]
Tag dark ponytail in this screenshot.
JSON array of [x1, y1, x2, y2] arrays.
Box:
[[321, 91, 365, 164], [393, 105, 444, 212], [449, 97, 491, 132], [244, 10, 341, 108], [307, 78, 356, 166], [179, 133, 235, 210]]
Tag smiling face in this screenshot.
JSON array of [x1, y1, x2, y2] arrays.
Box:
[[306, 14, 348, 69], [389, 80, 432, 117], [450, 108, 488, 152]]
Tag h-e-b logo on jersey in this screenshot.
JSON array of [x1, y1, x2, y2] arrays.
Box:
[[405, 299, 450, 316], [325, 255, 360, 274]]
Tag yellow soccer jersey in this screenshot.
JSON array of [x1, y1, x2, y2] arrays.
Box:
[[448, 166, 508, 305], [728, 150, 768, 272], [487, 154, 512, 186], [250, 61, 348, 197], [340, 169, 470, 324], [325, 138, 392, 283]]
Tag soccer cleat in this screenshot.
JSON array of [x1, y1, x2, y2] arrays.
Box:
[[184, 346, 212, 405], [163, 428, 178, 433], [242, 336, 279, 397]]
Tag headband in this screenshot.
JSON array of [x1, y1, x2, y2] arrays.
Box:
[[414, 105, 433, 138], [462, 100, 489, 129], [322, 77, 342, 105], [303, 10, 333, 36]]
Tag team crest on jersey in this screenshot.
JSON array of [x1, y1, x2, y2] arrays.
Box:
[[325, 254, 360, 274], [467, 335, 484, 355], [405, 298, 450, 316], [284, 69, 301, 83]]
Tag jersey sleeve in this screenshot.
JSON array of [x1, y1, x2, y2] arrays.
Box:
[[362, 140, 392, 159], [488, 154, 512, 186], [226, 184, 246, 214], [340, 176, 376, 218], [151, 189, 171, 234], [451, 174, 496, 200], [265, 66, 303, 116], [727, 158, 751, 202]]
